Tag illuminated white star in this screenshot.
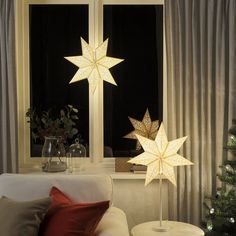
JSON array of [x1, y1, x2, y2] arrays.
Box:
[[124, 109, 159, 150], [65, 38, 124, 93], [128, 123, 193, 186]]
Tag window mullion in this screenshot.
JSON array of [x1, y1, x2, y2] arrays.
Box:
[[89, 0, 104, 162]]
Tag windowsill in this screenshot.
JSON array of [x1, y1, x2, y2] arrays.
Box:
[[20, 168, 167, 181], [19, 157, 153, 179], [21, 169, 147, 179]]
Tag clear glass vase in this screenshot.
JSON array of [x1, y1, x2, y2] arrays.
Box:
[[42, 136, 67, 172]]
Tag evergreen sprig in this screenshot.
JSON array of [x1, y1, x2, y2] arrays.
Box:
[[26, 105, 79, 143], [204, 164, 236, 235]]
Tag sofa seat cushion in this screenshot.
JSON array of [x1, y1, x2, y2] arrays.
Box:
[[0, 196, 51, 236], [40, 186, 109, 236]]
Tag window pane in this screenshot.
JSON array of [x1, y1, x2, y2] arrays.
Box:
[[103, 5, 163, 157], [29, 5, 89, 157]]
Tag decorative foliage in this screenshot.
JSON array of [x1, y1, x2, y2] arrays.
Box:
[[65, 38, 124, 93], [26, 105, 79, 143], [128, 123, 193, 186], [227, 135, 236, 148], [123, 108, 159, 150], [205, 166, 236, 235], [204, 121, 236, 236], [227, 120, 236, 156], [218, 165, 236, 186]]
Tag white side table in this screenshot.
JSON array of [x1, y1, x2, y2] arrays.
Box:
[[131, 221, 205, 236]]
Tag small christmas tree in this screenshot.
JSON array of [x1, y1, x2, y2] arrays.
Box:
[[205, 120, 236, 236]]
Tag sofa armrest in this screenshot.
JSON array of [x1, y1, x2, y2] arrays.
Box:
[[95, 206, 130, 236]]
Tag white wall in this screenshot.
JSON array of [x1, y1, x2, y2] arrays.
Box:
[[112, 179, 169, 229]]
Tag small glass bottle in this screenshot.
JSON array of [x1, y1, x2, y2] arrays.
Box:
[[66, 152, 73, 173], [68, 138, 86, 171]]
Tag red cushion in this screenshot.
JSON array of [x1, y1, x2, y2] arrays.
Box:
[[39, 187, 109, 236], [50, 186, 73, 204]]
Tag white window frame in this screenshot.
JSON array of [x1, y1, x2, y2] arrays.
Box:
[[15, 0, 165, 172]]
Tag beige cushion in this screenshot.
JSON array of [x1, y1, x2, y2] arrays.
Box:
[[0, 196, 51, 236], [0, 174, 113, 203]]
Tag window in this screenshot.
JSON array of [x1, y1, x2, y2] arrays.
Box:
[[16, 0, 164, 170], [103, 5, 163, 157], [29, 4, 89, 156]]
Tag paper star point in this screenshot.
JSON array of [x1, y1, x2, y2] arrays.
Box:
[[65, 38, 124, 93], [124, 108, 159, 150], [128, 123, 193, 186]]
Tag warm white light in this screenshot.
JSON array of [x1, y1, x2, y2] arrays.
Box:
[[65, 38, 124, 93], [124, 108, 159, 150], [128, 123, 194, 186]]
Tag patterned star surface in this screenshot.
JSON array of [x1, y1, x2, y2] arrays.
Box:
[[65, 38, 124, 93], [128, 123, 193, 186], [123, 108, 159, 150]]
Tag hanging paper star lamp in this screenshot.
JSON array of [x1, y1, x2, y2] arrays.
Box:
[[65, 37, 124, 93], [128, 123, 193, 186], [124, 108, 159, 150]]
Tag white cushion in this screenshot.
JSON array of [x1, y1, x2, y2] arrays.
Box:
[[0, 174, 113, 203]]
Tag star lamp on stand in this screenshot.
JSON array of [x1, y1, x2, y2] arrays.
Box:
[[65, 37, 124, 93], [128, 122, 194, 232]]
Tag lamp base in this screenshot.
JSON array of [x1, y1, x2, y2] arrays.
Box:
[[152, 225, 170, 232]]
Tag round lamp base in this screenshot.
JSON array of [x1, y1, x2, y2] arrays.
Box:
[[152, 225, 170, 232]]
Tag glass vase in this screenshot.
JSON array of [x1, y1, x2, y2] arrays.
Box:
[[42, 136, 67, 172], [68, 138, 86, 172]]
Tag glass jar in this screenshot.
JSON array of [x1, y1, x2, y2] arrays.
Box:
[[68, 138, 86, 172], [42, 136, 67, 172]]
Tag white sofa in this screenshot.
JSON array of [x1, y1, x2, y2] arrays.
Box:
[[0, 173, 130, 236]]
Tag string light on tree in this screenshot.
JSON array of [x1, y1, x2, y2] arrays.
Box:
[[209, 208, 215, 214]]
